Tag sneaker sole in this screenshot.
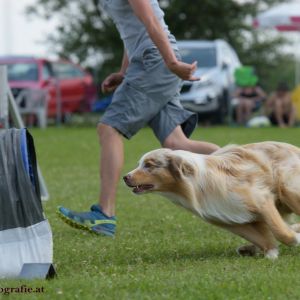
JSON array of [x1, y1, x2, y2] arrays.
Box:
[[56, 210, 115, 238]]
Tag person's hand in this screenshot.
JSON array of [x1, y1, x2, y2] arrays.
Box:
[[101, 72, 124, 93], [168, 60, 200, 81]]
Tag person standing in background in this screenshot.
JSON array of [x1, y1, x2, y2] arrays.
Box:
[[58, 0, 219, 237]]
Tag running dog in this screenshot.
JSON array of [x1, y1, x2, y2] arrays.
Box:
[[123, 142, 300, 259]]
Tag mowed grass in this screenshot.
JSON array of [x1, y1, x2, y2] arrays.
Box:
[[2, 126, 300, 300]]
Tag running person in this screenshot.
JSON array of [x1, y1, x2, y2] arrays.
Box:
[[58, 0, 219, 237]]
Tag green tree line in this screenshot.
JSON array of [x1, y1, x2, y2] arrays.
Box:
[[27, 0, 295, 92]]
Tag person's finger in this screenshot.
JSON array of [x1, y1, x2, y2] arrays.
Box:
[[101, 77, 114, 93], [103, 78, 112, 87], [101, 81, 111, 93], [188, 75, 201, 81], [101, 82, 106, 93]]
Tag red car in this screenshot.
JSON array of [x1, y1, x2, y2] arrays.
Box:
[[0, 56, 97, 118]]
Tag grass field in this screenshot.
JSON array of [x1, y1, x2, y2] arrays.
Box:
[[2, 126, 300, 300]]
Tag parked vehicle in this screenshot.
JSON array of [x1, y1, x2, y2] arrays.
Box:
[[178, 40, 241, 123], [0, 56, 97, 119]]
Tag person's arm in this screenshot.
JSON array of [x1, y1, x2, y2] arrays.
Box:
[[128, 0, 199, 81], [101, 49, 129, 93], [286, 94, 297, 127], [288, 104, 297, 127], [255, 86, 267, 101], [264, 94, 274, 116], [274, 98, 285, 127], [234, 88, 242, 98]]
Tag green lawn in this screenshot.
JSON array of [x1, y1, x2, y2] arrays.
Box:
[[2, 126, 300, 300]]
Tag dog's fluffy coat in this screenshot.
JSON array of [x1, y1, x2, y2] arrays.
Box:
[[124, 142, 300, 259]]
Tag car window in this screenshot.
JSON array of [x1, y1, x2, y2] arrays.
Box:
[[52, 63, 85, 79], [6, 62, 38, 81], [179, 47, 217, 68], [42, 63, 52, 80], [221, 46, 233, 65]]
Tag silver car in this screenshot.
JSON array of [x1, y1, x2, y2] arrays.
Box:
[[178, 40, 241, 123]]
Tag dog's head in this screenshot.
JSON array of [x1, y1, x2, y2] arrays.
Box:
[[123, 149, 195, 194]]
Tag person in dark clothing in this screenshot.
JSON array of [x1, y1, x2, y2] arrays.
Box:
[[235, 85, 266, 125]]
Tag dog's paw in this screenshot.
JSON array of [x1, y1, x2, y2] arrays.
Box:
[[265, 248, 279, 260], [290, 223, 300, 233], [236, 244, 258, 257]]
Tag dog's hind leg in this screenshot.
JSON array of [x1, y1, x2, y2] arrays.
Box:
[[259, 199, 300, 247], [223, 222, 278, 259], [280, 174, 300, 216]]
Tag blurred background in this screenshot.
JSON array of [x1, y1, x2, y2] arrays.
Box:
[[0, 0, 299, 128]]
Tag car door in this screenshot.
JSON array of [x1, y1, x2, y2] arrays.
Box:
[[220, 44, 239, 95], [52, 61, 86, 114]]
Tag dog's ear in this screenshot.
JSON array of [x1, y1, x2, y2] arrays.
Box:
[[167, 155, 195, 180]]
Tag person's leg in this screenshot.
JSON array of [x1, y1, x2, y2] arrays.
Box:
[[236, 99, 249, 125], [57, 123, 121, 236], [162, 125, 219, 154], [236, 100, 244, 125], [244, 101, 254, 124], [274, 100, 285, 127], [97, 123, 124, 217], [149, 99, 219, 154]]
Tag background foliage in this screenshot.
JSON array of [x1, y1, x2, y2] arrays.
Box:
[[27, 0, 295, 92]]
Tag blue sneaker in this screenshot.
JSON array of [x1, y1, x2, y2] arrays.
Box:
[[57, 204, 116, 237]]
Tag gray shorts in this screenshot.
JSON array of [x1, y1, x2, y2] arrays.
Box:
[[100, 47, 197, 144]]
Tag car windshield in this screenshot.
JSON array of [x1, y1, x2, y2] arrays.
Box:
[[6, 62, 38, 81], [179, 47, 217, 68], [52, 63, 84, 79]]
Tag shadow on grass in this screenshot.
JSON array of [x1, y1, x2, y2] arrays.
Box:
[[113, 246, 241, 267]]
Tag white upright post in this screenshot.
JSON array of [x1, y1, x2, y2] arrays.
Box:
[[0, 66, 9, 129]]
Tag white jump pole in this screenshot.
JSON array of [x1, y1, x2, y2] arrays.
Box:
[[0, 65, 50, 201], [0, 66, 9, 129]]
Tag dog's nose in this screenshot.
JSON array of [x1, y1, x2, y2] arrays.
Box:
[[123, 174, 131, 184]]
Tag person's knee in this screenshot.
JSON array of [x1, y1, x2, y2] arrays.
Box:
[[97, 123, 119, 143], [163, 135, 187, 150], [274, 100, 282, 111], [238, 99, 246, 108], [162, 137, 175, 149]]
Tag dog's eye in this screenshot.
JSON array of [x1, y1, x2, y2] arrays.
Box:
[[144, 162, 153, 169]]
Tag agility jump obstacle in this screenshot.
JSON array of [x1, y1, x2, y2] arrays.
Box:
[[0, 65, 54, 279], [0, 65, 49, 201]]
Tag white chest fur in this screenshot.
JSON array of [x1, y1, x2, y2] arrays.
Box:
[[162, 191, 253, 224], [198, 192, 254, 224]]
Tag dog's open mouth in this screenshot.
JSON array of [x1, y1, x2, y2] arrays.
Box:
[[131, 184, 154, 194]]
